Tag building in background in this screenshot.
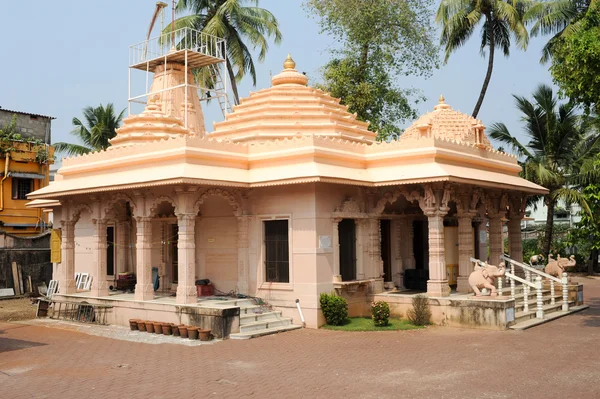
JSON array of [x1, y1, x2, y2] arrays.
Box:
[[0, 108, 55, 236]]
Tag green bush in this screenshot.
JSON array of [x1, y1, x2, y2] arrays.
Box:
[[407, 295, 431, 326], [371, 301, 390, 327], [319, 292, 348, 326]]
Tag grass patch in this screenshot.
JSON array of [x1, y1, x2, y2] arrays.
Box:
[[320, 317, 424, 331]]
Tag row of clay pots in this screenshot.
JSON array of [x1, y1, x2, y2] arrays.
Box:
[[129, 319, 212, 341]]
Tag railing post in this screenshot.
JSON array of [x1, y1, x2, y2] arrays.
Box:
[[497, 274, 503, 295], [535, 276, 544, 319], [523, 282, 529, 313], [550, 280, 555, 305], [510, 274, 516, 300], [562, 272, 569, 312]]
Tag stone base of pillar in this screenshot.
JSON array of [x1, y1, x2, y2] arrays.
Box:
[[134, 283, 154, 301], [90, 280, 109, 297], [60, 279, 77, 295], [176, 285, 197, 304], [426, 280, 451, 297], [456, 276, 471, 293]]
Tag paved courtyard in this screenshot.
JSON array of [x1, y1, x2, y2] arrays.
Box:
[[2, 277, 600, 399]]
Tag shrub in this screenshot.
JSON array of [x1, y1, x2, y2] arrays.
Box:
[[319, 292, 348, 326], [407, 295, 431, 326], [371, 301, 390, 327]]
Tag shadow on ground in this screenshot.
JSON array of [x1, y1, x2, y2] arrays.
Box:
[[582, 297, 600, 328]]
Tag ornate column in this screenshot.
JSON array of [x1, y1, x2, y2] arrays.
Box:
[[59, 220, 76, 294], [134, 216, 154, 301], [332, 218, 342, 281], [456, 212, 475, 293], [237, 215, 250, 294], [176, 213, 197, 304], [405, 217, 416, 269], [508, 197, 526, 263], [367, 218, 382, 279], [91, 218, 109, 297], [116, 220, 130, 273], [488, 215, 503, 266], [421, 185, 451, 297]]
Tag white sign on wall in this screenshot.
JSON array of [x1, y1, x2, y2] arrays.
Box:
[[319, 236, 332, 249]]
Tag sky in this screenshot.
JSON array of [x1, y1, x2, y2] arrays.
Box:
[[0, 0, 556, 156]]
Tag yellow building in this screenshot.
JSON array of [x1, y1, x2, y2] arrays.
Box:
[[0, 109, 54, 236]]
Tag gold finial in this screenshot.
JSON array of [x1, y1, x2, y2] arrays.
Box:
[[283, 53, 296, 69], [439, 94, 445, 103]]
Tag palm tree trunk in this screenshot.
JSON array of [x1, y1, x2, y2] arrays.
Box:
[[543, 195, 555, 256], [226, 58, 240, 106], [472, 17, 495, 118]]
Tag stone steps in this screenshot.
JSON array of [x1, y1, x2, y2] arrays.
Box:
[[240, 310, 283, 324], [230, 324, 303, 340], [510, 305, 589, 330], [229, 300, 302, 339]]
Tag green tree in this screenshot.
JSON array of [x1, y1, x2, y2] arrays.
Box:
[[568, 178, 600, 274], [171, 0, 282, 105], [548, 2, 600, 113], [305, 0, 439, 140], [525, 0, 598, 63], [54, 104, 125, 156], [489, 84, 600, 256], [436, 0, 531, 118]]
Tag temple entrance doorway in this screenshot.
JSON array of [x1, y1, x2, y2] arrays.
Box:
[[170, 224, 179, 284], [339, 219, 356, 281], [380, 219, 392, 282], [405, 219, 429, 290]]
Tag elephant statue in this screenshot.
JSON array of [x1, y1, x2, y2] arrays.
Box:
[[545, 258, 565, 278], [558, 255, 577, 271], [469, 262, 506, 296], [530, 254, 545, 265]]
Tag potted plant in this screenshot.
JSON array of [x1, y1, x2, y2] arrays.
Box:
[[187, 326, 199, 340], [178, 325, 189, 338], [172, 323, 182, 336], [198, 328, 212, 341], [153, 321, 163, 333], [129, 319, 140, 331], [137, 321, 147, 332]]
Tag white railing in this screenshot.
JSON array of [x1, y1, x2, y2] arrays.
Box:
[[501, 254, 569, 312], [129, 27, 226, 67]]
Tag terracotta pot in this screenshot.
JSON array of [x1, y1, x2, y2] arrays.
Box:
[[178, 325, 189, 338], [172, 324, 181, 336], [161, 323, 172, 335], [187, 326, 199, 340], [153, 322, 163, 333], [137, 321, 147, 332], [198, 328, 212, 341], [129, 319, 139, 331], [145, 321, 155, 333]]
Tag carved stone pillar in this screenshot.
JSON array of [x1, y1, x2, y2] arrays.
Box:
[[368, 218, 382, 279], [176, 214, 197, 304], [91, 218, 109, 297], [488, 214, 504, 266], [134, 216, 154, 301], [332, 218, 342, 281], [355, 219, 366, 280], [405, 217, 416, 269], [237, 215, 250, 294], [59, 220, 76, 294], [456, 213, 475, 293], [116, 220, 130, 273], [426, 210, 451, 296], [508, 216, 523, 259]]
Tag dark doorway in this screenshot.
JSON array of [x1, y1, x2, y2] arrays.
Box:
[[473, 221, 480, 259], [106, 226, 115, 276], [413, 220, 426, 270], [339, 219, 356, 281], [380, 219, 392, 281], [171, 224, 179, 283], [405, 219, 429, 291]]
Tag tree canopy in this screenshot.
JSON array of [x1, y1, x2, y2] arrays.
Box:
[[305, 0, 439, 140]]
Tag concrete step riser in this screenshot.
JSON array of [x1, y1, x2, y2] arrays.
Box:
[[240, 319, 292, 333], [513, 303, 574, 324], [230, 325, 303, 340], [240, 312, 283, 325]]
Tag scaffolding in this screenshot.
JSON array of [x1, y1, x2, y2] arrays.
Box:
[[128, 26, 233, 124]]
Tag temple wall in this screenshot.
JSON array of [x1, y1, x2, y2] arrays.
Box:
[[73, 210, 93, 277]]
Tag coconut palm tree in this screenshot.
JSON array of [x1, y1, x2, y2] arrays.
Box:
[[169, 0, 282, 105], [436, 0, 531, 118], [525, 0, 598, 63], [53, 104, 125, 156], [488, 84, 600, 256]]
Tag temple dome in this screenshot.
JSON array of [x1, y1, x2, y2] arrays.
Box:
[[210, 55, 377, 143], [111, 63, 206, 147], [401, 96, 493, 150]]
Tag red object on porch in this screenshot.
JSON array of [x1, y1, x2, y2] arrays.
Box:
[[196, 284, 214, 297]]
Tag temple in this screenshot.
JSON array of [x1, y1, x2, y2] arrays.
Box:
[[31, 32, 585, 334]]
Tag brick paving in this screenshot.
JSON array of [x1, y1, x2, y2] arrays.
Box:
[[2, 276, 600, 399]]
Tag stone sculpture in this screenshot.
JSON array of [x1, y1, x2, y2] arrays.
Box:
[[530, 254, 545, 265], [469, 262, 506, 296], [545, 257, 566, 278], [558, 255, 577, 270]]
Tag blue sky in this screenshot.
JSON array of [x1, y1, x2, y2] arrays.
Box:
[[0, 0, 554, 152]]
